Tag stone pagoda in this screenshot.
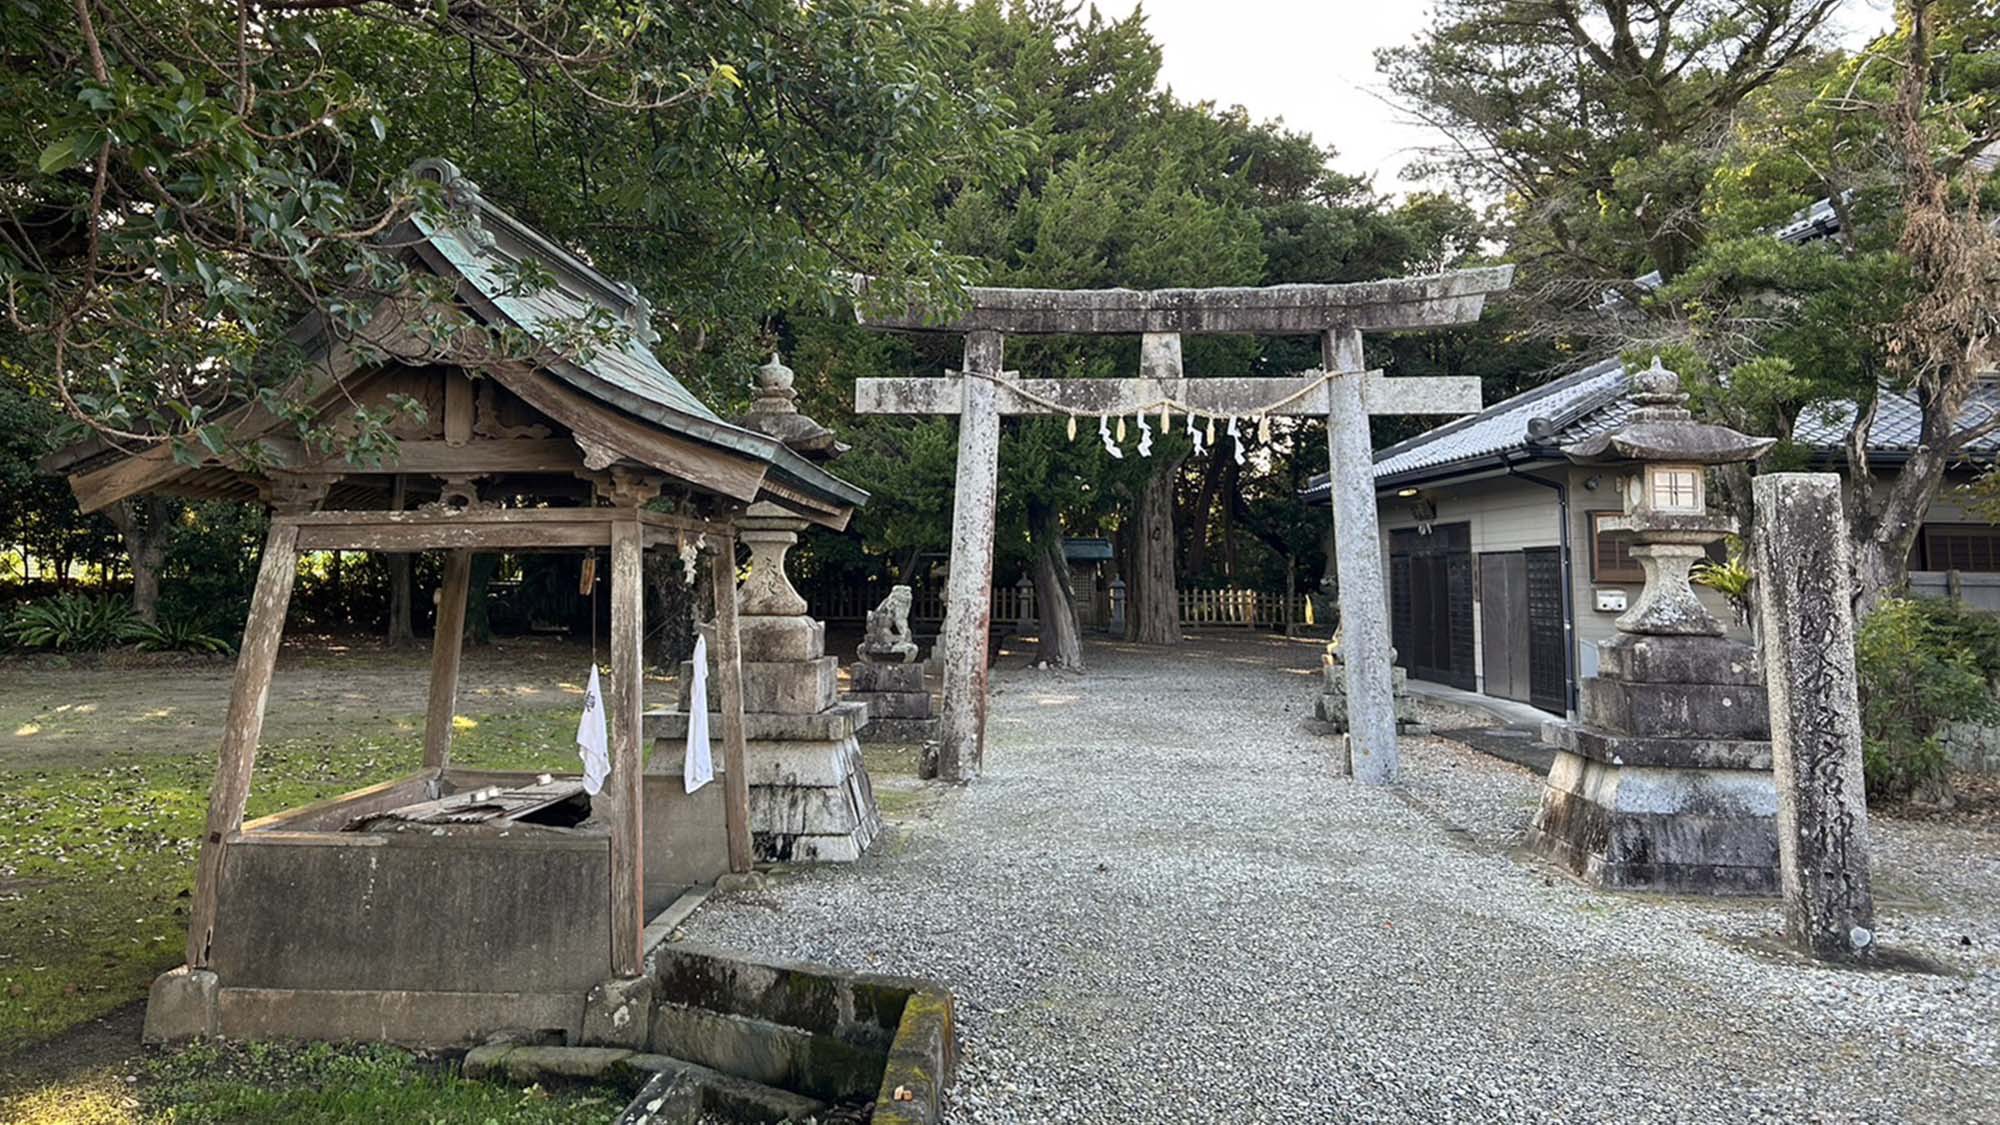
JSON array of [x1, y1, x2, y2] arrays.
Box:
[[1528, 357, 1778, 894], [663, 354, 880, 861]]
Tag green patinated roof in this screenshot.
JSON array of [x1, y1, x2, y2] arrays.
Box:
[[407, 159, 866, 511]]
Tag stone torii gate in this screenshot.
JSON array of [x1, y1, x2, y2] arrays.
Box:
[[854, 267, 1515, 784]]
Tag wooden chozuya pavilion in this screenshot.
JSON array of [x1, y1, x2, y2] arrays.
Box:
[[43, 158, 867, 1044]]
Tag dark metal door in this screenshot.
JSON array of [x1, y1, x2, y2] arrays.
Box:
[[1524, 547, 1567, 714], [1389, 524, 1475, 691]]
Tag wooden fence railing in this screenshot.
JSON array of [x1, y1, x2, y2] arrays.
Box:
[[802, 582, 1308, 632]]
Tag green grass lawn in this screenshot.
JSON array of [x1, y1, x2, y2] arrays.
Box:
[[4, 1039, 620, 1125], [0, 709, 579, 1055]]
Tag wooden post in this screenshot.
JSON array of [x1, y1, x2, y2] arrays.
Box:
[[422, 548, 473, 770], [709, 537, 753, 873], [1285, 557, 1298, 637], [186, 519, 301, 968], [936, 330, 1005, 781], [605, 519, 647, 976], [1325, 327, 1398, 784]]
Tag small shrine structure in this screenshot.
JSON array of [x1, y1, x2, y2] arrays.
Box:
[[1529, 358, 1778, 894], [44, 159, 866, 1044]]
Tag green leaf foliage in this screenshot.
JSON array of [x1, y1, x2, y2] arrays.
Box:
[[1855, 595, 2000, 800]]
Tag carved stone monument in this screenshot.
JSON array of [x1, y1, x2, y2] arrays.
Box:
[[659, 354, 880, 861], [845, 585, 940, 743], [1529, 358, 1780, 894], [1753, 472, 1876, 960]]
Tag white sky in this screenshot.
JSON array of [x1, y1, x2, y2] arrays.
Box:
[[1086, 0, 1903, 196]]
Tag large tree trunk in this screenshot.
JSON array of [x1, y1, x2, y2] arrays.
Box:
[[1181, 442, 1229, 580], [1845, 6, 1999, 621], [1027, 499, 1083, 669], [105, 497, 171, 624], [1127, 455, 1185, 645], [1848, 435, 1949, 620], [386, 476, 416, 647]]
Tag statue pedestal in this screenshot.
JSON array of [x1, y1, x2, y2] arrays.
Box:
[[844, 659, 939, 744], [1307, 654, 1426, 739], [1529, 634, 1778, 894]]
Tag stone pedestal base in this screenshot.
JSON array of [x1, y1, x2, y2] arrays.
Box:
[[1529, 635, 1778, 895], [144, 965, 219, 1042], [649, 703, 881, 863], [1307, 658, 1427, 736], [844, 661, 939, 744]]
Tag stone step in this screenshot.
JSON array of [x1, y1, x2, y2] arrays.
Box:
[[613, 1069, 703, 1125], [649, 1002, 888, 1104], [465, 1041, 834, 1125], [619, 1052, 833, 1124]]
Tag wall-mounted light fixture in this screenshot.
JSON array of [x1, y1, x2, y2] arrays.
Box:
[[1396, 486, 1420, 498]]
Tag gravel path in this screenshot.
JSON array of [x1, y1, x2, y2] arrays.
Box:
[[682, 632, 1999, 1123]]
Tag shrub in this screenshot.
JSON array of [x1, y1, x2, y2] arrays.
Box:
[[1855, 596, 1999, 802], [128, 614, 236, 655], [4, 593, 143, 652]]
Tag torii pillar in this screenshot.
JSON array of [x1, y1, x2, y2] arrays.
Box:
[[854, 268, 1515, 782]]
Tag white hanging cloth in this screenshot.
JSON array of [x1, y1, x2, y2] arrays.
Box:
[[576, 665, 610, 796], [683, 635, 715, 793]]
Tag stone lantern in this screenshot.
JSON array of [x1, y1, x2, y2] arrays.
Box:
[[1528, 357, 1780, 894], [659, 353, 882, 862], [1567, 357, 1768, 638]]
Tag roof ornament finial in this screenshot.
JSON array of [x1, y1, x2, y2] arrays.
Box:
[[615, 282, 660, 349], [408, 157, 493, 254], [1632, 355, 1685, 409], [736, 351, 848, 461]]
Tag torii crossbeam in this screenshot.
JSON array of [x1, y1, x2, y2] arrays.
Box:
[[853, 266, 1514, 784]]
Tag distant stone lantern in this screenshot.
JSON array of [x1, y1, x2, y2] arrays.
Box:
[[1565, 356, 1769, 638], [1528, 356, 1782, 895]]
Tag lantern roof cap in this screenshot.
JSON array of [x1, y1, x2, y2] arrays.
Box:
[[1560, 357, 1774, 466]]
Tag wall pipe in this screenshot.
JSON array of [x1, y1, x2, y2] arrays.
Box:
[[1503, 454, 1579, 717]]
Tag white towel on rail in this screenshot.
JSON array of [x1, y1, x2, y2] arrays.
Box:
[[576, 665, 610, 796], [684, 635, 715, 793]]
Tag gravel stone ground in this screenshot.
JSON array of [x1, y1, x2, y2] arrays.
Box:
[[681, 632, 1999, 1123]]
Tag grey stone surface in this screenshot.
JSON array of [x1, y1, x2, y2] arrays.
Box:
[[1325, 331, 1398, 784], [738, 657, 837, 715], [1313, 653, 1424, 737], [647, 705, 862, 745], [617, 1053, 831, 1123], [934, 331, 1006, 781], [500, 1045, 635, 1083], [1597, 633, 1761, 685], [679, 634, 1999, 1123], [142, 966, 219, 1043], [1754, 472, 1877, 961], [612, 1070, 703, 1125], [581, 974, 656, 1050], [1579, 677, 1770, 739], [851, 662, 928, 694], [461, 1043, 514, 1080], [737, 615, 824, 663], [852, 265, 1515, 334], [649, 1003, 886, 1102], [857, 690, 934, 720], [863, 716, 943, 744]]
